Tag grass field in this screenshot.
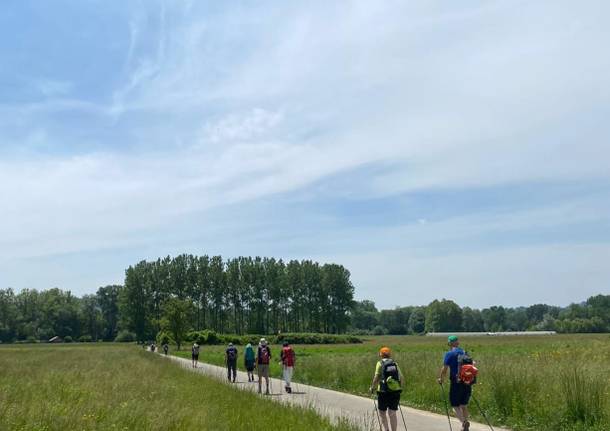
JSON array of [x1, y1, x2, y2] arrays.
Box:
[[0, 344, 356, 431], [174, 334, 610, 431]]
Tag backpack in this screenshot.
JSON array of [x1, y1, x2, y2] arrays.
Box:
[[245, 347, 255, 361], [380, 359, 402, 392], [282, 346, 295, 367], [457, 352, 478, 385], [260, 346, 270, 364], [227, 348, 237, 361]]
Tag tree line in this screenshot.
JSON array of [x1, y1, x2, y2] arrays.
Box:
[[1, 252, 608, 343], [351, 295, 610, 335]]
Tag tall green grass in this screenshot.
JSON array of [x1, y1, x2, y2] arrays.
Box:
[[0, 344, 356, 431], [176, 334, 610, 431]]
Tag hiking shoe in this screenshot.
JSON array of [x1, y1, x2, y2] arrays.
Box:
[[462, 421, 470, 431]]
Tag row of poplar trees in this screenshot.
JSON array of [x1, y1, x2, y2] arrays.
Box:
[[121, 255, 355, 341]]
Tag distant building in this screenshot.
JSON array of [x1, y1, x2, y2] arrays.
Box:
[[426, 331, 556, 337], [48, 336, 63, 343]]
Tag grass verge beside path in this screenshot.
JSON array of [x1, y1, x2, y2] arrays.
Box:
[[173, 334, 610, 431], [0, 344, 356, 431]]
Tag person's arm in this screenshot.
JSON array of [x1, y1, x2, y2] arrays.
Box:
[[369, 362, 381, 393], [398, 365, 404, 388], [437, 365, 449, 384]]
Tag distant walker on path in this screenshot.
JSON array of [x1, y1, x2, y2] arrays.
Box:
[[191, 342, 200, 368], [256, 338, 272, 395], [280, 341, 296, 393], [225, 343, 238, 382], [244, 343, 256, 382]]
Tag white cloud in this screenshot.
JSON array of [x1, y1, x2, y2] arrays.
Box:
[[1, 1, 609, 302]]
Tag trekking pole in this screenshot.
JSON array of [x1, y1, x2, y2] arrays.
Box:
[[472, 394, 495, 431], [398, 403, 408, 431], [439, 382, 453, 431], [372, 397, 383, 431]]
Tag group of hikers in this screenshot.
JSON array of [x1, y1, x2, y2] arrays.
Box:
[[152, 334, 478, 431], [189, 338, 296, 395], [369, 334, 477, 431]]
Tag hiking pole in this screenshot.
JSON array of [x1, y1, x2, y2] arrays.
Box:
[[439, 382, 453, 431], [372, 397, 383, 431], [398, 403, 408, 431], [472, 394, 495, 431]]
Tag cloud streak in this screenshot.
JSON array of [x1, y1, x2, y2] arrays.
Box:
[[0, 1, 609, 306]]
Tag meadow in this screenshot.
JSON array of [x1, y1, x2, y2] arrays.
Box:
[[174, 334, 610, 431], [0, 343, 356, 431]]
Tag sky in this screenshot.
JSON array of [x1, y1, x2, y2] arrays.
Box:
[[1, 0, 609, 309]]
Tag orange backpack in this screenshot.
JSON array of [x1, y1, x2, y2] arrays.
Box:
[[458, 364, 478, 385]]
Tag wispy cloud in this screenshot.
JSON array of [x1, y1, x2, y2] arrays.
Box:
[[0, 1, 609, 305]]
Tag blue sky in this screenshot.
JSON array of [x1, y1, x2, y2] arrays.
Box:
[[1, 0, 609, 309]]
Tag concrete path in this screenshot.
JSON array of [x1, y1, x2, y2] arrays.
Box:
[[154, 351, 508, 431]]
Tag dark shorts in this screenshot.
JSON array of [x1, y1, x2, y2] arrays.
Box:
[[192, 354, 199, 360], [449, 381, 472, 407], [377, 391, 401, 411], [245, 360, 255, 371]]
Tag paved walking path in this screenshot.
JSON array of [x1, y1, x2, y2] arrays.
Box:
[[155, 351, 509, 431]]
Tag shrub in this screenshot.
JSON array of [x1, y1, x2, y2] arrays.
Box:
[[372, 325, 388, 336], [78, 335, 93, 343], [156, 331, 174, 345], [183, 331, 362, 345], [114, 330, 136, 343], [186, 330, 221, 345], [64, 336, 73, 343]]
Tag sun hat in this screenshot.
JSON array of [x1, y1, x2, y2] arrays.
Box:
[[379, 346, 391, 357], [260, 338, 267, 346], [447, 335, 459, 343]]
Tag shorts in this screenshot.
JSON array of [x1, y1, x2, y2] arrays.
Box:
[[245, 360, 255, 372], [192, 354, 199, 361], [257, 363, 270, 378], [377, 391, 400, 411], [449, 381, 472, 407]]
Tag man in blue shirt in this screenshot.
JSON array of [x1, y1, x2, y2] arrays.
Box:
[[437, 335, 471, 431]]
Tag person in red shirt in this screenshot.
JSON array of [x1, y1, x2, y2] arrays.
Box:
[[280, 341, 296, 393]]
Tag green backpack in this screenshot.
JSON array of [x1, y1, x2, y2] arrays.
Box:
[[380, 358, 402, 392]]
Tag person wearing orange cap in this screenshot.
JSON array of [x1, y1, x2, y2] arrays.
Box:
[[369, 346, 403, 431]]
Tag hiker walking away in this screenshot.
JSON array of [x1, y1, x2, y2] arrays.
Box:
[[280, 341, 296, 393], [150, 342, 156, 353], [438, 335, 472, 431], [256, 338, 272, 394], [369, 346, 403, 431], [244, 343, 256, 382], [226, 343, 238, 382], [163, 343, 169, 355], [191, 342, 200, 368]]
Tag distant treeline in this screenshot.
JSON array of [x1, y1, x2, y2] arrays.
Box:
[[0, 254, 354, 343], [0, 254, 608, 343], [352, 295, 610, 335]]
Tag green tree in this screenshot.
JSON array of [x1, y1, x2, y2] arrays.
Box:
[[162, 298, 192, 351], [425, 299, 462, 332]]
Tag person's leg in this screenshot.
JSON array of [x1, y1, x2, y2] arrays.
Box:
[[285, 366, 293, 389], [258, 367, 262, 393], [264, 365, 270, 394], [231, 362, 236, 382], [460, 405, 470, 430], [379, 411, 389, 431], [449, 382, 465, 422], [388, 409, 398, 431]]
